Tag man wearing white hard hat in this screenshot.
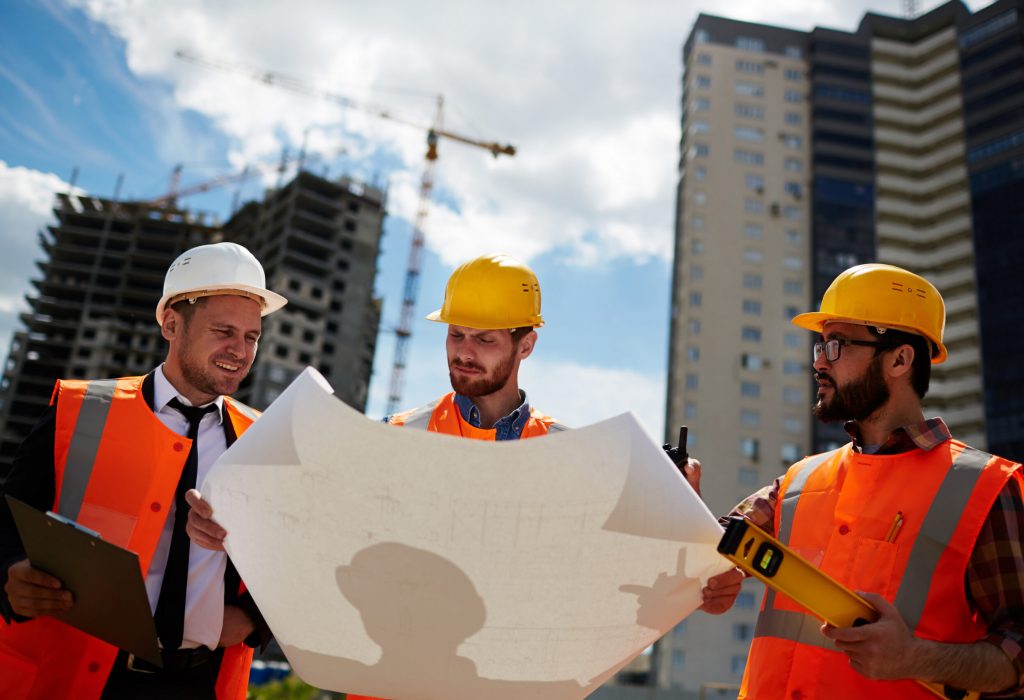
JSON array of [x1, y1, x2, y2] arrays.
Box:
[[0, 242, 286, 699]]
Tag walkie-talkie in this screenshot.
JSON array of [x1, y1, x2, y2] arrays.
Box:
[[662, 426, 689, 469]]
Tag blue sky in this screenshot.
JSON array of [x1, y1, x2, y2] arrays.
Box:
[[0, 0, 989, 439]]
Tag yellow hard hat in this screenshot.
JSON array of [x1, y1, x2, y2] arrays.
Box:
[[426, 254, 543, 329], [791, 263, 947, 364]]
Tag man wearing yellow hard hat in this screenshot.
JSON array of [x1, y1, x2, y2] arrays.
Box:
[[345, 253, 566, 700], [690, 264, 1023, 698]]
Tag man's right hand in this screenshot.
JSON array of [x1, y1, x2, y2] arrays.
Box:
[[5, 558, 72, 618], [682, 458, 702, 497], [700, 568, 744, 615], [185, 489, 227, 551]]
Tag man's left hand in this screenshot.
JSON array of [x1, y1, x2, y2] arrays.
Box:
[[219, 604, 255, 647], [822, 592, 922, 680]]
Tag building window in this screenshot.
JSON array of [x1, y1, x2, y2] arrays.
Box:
[[693, 143, 709, 157], [696, 75, 711, 89], [691, 120, 711, 134], [785, 228, 801, 244], [735, 103, 764, 120], [690, 264, 704, 280], [783, 205, 802, 221], [738, 467, 759, 485], [672, 650, 686, 669], [741, 381, 761, 397], [688, 346, 700, 361], [734, 149, 764, 165], [689, 291, 703, 307], [693, 165, 708, 180], [735, 81, 765, 98], [745, 174, 764, 191], [696, 53, 712, 65], [743, 273, 763, 289], [736, 36, 765, 52], [686, 373, 699, 390], [693, 191, 706, 205], [740, 437, 760, 461], [784, 332, 801, 348], [692, 214, 705, 230], [784, 305, 800, 320], [736, 59, 764, 74], [695, 29, 710, 43], [784, 68, 802, 81], [782, 134, 803, 149], [783, 359, 803, 375], [741, 410, 761, 427], [735, 126, 764, 142], [784, 279, 803, 295], [785, 181, 803, 198], [744, 198, 764, 214], [784, 416, 803, 433], [689, 319, 702, 334], [784, 111, 802, 125], [783, 255, 803, 269], [781, 442, 801, 463], [742, 353, 765, 370], [695, 97, 710, 111], [744, 222, 764, 239], [692, 239, 704, 254], [742, 326, 762, 342], [743, 248, 764, 264], [785, 45, 802, 59], [734, 623, 754, 642], [784, 90, 802, 103], [783, 387, 803, 404], [743, 299, 762, 316], [685, 402, 698, 419], [784, 157, 803, 172]]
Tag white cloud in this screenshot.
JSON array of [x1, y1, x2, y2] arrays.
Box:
[[0, 162, 76, 360], [519, 358, 666, 442]]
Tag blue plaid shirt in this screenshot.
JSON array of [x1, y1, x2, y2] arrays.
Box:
[[452, 391, 533, 440]]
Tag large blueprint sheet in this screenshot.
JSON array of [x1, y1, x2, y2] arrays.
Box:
[[203, 368, 732, 699]]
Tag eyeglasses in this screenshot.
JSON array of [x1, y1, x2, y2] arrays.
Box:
[[813, 338, 897, 363]]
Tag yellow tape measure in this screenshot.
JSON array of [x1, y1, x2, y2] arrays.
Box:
[[717, 517, 979, 700]]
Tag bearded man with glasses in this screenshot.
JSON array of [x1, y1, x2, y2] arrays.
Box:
[[686, 263, 1023, 699]]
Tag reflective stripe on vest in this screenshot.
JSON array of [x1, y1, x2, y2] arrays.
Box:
[[757, 445, 991, 643], [894, 446, 989, 631], [225, 397, 261, 423], [58, 379, 118, 520]]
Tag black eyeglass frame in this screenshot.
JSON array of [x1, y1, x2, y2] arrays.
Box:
[[813, 338, 899, 363]]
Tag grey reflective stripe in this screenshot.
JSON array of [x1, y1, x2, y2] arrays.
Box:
[[58, 379, 118, 519], [545, 421, 570, 433], [893, 446, 990, 632], [398, 401, 440, 430], [754, 607, 837, 651], [778, 449, 838, 545]]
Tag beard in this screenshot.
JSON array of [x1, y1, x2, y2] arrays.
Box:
[[448, 351, 515, 398], [813, 356, 890, 423], [176, 329, 249, 399]]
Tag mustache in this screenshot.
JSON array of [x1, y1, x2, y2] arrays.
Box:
[[451, 358, 484, 372], [814, 371, 834, 384]]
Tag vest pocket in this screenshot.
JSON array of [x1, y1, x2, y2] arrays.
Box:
[[849, 536, 899, 599]]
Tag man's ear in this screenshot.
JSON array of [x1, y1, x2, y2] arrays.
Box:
[[161, 309, 179, 343], [888, 343, 914, 378], [517, 330, 537, 361]]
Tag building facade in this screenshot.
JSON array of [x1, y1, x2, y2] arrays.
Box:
[[663, 0, 1024, 693], [0, 170, 385, 473]]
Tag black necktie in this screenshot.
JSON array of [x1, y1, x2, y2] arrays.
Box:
[[154, 397, 219, 650]]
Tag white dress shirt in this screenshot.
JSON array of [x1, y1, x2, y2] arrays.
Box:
[[145, 365, 228, 650]]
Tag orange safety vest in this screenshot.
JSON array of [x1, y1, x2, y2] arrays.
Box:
[[386, 391, 566, 439], [0, 376, 262, 700], [740, 440, 1022, 700], [347, 392, 565, 700]]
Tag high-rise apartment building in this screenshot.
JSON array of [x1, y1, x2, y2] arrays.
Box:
[[664, 0, 1024, 693], [0, 169, 385, 472]]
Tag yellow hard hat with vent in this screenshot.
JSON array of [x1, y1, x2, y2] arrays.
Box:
[[791, 263, 947, 364], [426, 254, 543, 330]]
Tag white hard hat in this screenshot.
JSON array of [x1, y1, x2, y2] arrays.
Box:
[[155, 242, 287, 323]]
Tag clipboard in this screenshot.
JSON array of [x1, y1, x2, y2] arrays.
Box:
[[6, 495, 162, 667], [717, 516, 978, 700]]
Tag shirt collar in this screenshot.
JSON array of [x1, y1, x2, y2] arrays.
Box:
[[843, 417, 951, 454], [453, 390, 530, 430], [154, 364, 225, 424]]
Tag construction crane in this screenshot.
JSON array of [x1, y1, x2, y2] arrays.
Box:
[[175, 50, 516, 415]]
